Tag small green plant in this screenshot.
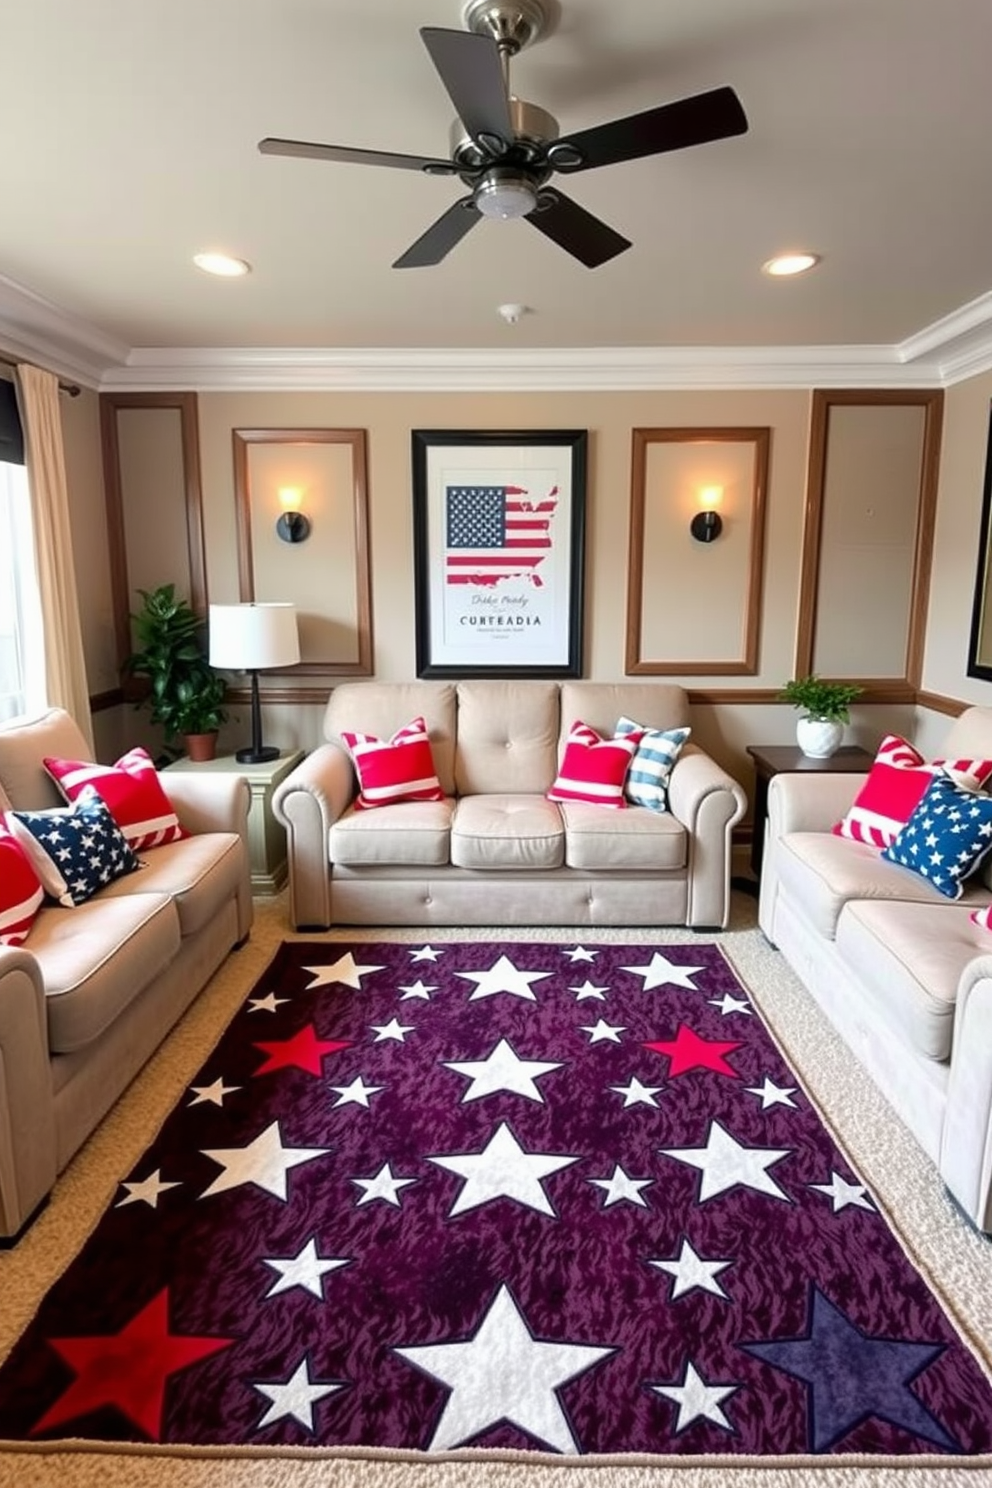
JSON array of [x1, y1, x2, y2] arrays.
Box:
[[124, 583, 228, 744], [778, 675, 862, 723]]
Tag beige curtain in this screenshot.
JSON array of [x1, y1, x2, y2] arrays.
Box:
[[16, 364, 94, 753]]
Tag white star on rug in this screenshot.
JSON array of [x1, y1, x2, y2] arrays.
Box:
[[188, 1077, 241, 1107], [661, 1120, 793, 1203], [649, 1238, 732, 1299], [580, 1018, 626, 1044], [428, 1121, 579, 1217], [708, 993, 752, 1017], [588, 1164, 653, 1208], [456, 954, 553, 1002], [745, 1077, 798, 1110], [351, 1161, 417, 1207], [410, 944, 443, 961], [649, 1359, 738, 1433], [809, 1170, 875, 1212], [116, 1169, 180, 1208], [444, 1038, 562, 1103], [200, 1120, 330, 1201], [262, 1238, 351, 1298], [621, 951, 705, 991], [568, 979, 609, 1002], [248, 992, 289, 1013], [609, 1076, 664, 1108], [302, 953, 385, 990], [253, 1355, 343, 1432], [398, 979, 438, 1001], [370, 1017, 415, 1042], [395, 1284, 613, 1453], [563, 945, 598, 962], [329, 1075, 384, 1108]]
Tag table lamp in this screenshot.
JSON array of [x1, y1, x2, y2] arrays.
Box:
[[208, 602, 300, 763]]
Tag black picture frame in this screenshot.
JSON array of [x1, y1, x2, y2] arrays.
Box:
[[412, 429, 587, 678], [967, 404, 992, 681]]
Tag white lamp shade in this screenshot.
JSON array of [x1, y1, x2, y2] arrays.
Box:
[[209, 603, 300, 670]]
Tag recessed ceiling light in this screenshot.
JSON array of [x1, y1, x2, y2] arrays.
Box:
[[193, 252, 251, 278], [762, 252, 820, 277]]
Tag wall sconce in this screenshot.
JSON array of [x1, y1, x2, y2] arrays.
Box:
[[276, 487, 311, 543], [690, 485, 724, 543]]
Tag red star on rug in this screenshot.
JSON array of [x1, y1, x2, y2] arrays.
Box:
[[644, 1024, 742, 1078], [254, 1024, 352, 1077], [32, 1288, 233, 1440]]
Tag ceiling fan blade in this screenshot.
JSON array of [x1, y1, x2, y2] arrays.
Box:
[[420, 27, 514, 149], [528, 190, 631, 268], [258, 137, 457, 175], [393, 196, 481, 268], [551, 86, 748, 173]]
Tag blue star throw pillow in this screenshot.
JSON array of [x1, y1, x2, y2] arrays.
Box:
[[881, 769, 992, 899], [7, 784, 140, 907]]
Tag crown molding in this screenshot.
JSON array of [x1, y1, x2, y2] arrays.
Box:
[[0, 273, 128, 390]]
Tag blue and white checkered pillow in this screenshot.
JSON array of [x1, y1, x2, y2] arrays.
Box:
[[616, 716, 691, 812], [7, 784, 140, 907], [881, 769, 992, 899]]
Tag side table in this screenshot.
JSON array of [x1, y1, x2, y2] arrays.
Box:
[[741, 744, 874, 892], [165, 750, 305, 894]]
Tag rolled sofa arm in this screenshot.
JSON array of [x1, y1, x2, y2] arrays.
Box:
[[162, 773, 251, 840], [764, 771, 867, 838], [667, 745, 747, 928], [272, 744, 355, 929], [940, 955, 992, 1232], [0, 947, 57, 1239]]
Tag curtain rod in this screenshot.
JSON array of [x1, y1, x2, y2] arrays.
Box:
[[0, 352, 81, 397]]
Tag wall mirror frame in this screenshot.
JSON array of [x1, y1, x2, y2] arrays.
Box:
[[233, 427, 373, 676], [99, 390, 206, 685], [625, 426, 769, 676], [796, 388, 943, 699], [967, 403, 992, 681]]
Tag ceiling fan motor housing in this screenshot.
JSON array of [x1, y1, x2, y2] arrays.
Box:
[[450, 97, 559, 173]]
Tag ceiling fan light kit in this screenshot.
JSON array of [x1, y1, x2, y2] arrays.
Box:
[[258, 0, 748, 269]]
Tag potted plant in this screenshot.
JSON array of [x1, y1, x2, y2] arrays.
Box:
[[124, 583, 228, 761], [779, 674, 862, 759]]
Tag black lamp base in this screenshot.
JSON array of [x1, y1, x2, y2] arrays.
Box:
[[238, 669, 280, 766], [235, 745, 280, 764]]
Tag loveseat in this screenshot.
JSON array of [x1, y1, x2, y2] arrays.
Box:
[[758, 705, 992, 1233], [272, 680, 747, 931], [0, 708, 253, 1240]]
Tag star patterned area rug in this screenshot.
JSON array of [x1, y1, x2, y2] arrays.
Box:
[[2, 941, 992, 1466]]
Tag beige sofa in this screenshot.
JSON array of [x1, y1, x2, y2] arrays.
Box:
[[0, 708, 253, 1240], [272, 680, 746, 931], [758, 705, 992, 1233]]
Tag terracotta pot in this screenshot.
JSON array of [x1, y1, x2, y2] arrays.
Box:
[[183, 731, 219, 762]]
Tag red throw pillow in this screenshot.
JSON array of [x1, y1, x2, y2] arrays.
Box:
[[546, 720, 646, 808], [340, 716, 445, 811], [44, 747, 189, 851], [833, 734, 992, 849], [972, 905, 992, 933], [0, 821, 44, 945]]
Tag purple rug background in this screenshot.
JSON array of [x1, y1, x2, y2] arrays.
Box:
[[0, 939, 990, 1458]]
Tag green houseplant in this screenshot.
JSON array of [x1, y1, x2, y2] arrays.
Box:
[[124, 583, 228, 758], [779, 674, 862, 759]]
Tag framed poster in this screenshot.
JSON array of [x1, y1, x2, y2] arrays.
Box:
[[412, 429, 586, 678]]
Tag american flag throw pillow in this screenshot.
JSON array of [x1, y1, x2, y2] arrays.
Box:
[[833, 734, 992, 849], [546, 720, 646, 808], [341, 716, 445, 811], [44, 746, 189, 851], [0, 822, 44, 945]]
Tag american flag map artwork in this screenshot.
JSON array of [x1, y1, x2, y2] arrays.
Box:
[[444, 483, 558, 588], [1, 939, 991, 1462]]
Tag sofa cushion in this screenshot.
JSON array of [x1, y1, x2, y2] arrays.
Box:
[[451, 794, 564, 870], [341, 717, 444, 810], [0, 707, 95, 810], [833, 734, 992, 849], [559, 801, 686, 871], [98, 832, 246, 938], [774, 830, 988, 940], [0, 822, 44, 945], [7, 787, 141, 907], [454, 681, 559, 795], [835, 899, 984, 1062], [44, 746, 189, 850], [330, 798, 453, 867], [547, 721, 644, 808], [558, 683, 690, 745], [27, 891, 180, 1054]]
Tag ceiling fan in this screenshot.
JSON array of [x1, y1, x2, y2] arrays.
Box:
[[258, 0, 748, 270]]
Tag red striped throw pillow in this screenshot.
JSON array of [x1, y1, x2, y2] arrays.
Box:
[[546, 720, 646, 808], [0, 821, 44, 945], [833, 734, 992, 849], [341, 716, 444, 811], [44, 747, 189, 851]]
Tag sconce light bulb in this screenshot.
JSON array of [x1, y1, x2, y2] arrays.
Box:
[[278, 487, 304, 513], [698, 485, 723, 511]]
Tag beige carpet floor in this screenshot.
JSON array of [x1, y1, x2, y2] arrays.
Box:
[[2, 891, 991, 1488]]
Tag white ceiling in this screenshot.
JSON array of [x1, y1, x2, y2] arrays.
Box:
[[3, 0, 992, 382]]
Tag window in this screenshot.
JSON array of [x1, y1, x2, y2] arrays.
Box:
[[0, 460, 45, 722]]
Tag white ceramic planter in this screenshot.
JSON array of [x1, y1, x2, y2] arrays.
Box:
[[797, 716, 844, 759]]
